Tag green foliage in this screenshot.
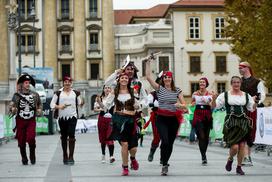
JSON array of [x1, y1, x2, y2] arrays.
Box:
[[225, 0, 272, 90]]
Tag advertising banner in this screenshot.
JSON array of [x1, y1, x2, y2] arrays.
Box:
[[0, 115, 4, 138], [255, 107, 272, 145]]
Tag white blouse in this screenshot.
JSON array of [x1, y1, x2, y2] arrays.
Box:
[[215, 91, 255, 112], [103, 93, 140, 111]]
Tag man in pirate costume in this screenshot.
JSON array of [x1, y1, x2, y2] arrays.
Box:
[[104, 55, 148, 171], [239, 61, 266, 166], [50, 76, 84, 165], [9, 74, 42, 165]]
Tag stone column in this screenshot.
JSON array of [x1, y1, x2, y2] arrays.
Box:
[[74, 0, 86, 81], [44, 0, 58, 79], [102, 0, 115, 78], [0, 1, 10, 94]]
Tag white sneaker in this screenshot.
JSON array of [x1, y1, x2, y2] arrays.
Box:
[[101, 155, 106, 163]]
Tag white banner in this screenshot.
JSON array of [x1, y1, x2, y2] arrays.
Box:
[[255, 107, 272, 145], [0, 114, 4, 138]]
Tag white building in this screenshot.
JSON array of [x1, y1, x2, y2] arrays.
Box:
[[114, 19, 174, 92], [169, 0, 240, 97]]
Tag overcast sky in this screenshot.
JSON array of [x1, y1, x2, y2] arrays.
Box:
[[113, 0, 178, 10]]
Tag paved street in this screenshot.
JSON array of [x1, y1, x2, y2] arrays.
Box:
[[0, 132, 272, 182]]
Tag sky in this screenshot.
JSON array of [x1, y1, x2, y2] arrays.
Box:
[[113, 0, 178, 10]]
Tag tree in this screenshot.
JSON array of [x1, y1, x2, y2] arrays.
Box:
[[225, 0, 272, 90]]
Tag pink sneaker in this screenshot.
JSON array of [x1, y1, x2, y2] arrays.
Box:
[[130, 159, 139, 170], [122, 168, 129, 176]]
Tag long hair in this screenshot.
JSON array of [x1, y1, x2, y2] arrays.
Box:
[[114, 76, 134, 105], [161, 77, 176, 91]]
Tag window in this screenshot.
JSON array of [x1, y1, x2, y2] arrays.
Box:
[[61, 64, 71, 79], [189, 17, 200, 39], [215, 17, 225, 39], [89, 33, 98, 50], [216, 56, 227, 73], [61, 0, 69, 19], [159, 56, 169, 72], [217, 82, 226, 93], [17, 34, 36, 53], [89, 0, 98, 18], [142, 60, 146, 77], [191, 83, 199, 95], [18, 0, 35, 20], [61, 34, 71, 52], [90, 63, 99, 79], [190, 56, 201, 73], [91, 95, 97, 110]]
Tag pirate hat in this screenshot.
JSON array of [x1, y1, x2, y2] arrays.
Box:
[[17, 74, 35, 86]]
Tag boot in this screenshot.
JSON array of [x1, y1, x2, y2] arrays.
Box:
[[148, 147, 157, 162], [61, 138, 68, 165], [20, 147, 28, 165], [67, 138, 76, 165], [29, 145, 36, 165]]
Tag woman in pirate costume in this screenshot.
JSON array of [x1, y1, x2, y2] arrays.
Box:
[[101, 72, 141, 176], [145, 58, 187, 176], [212, 76, 257, 175], [191, 77, 213, 165], [9, 74, 42, 165], [94, 85, 115, 164], [104, 56, 149, 172]]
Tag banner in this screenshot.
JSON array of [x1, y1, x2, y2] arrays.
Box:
[[209, 111, 226, 141], [0, 114, 4, 138], [255, 107, 272, 145]]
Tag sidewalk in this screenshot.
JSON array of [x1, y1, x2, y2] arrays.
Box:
[[0, 133, 272, 182]]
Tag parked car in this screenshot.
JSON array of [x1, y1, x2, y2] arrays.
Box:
[[35, 83, 47, 103]]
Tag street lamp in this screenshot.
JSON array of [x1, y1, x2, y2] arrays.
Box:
[[30, 2, 36, 68]]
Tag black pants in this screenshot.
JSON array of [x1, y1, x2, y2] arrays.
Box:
[[156, 115, 179, 166], [58, 116, 77, 139]]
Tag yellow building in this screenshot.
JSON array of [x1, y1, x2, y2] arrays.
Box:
[[0, 0, 115, 115]]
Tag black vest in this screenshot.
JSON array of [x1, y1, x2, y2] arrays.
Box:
[[241, 76, 260, 97]]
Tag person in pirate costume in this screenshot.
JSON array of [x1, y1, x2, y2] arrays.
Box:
[[145, 57, 187, 176], [94, 85, 115, 164], [239, 61, 266, 166], [143, 72, 163, 163], [9, 74, 42, 165], [101, 72, 141, 176], [104, 55, 148, 172], [191, 77, 214, 165], [50, 76, 84, 165], [212, 76, 257, 175]]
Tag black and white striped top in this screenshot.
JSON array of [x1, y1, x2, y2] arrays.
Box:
[[157, 86, 182, 112]]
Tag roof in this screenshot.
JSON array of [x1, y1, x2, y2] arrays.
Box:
[[172, 0, 224, 7], [114, 4, 169, 25], [114, 1, 225, 25]]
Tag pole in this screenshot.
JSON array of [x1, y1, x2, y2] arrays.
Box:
[[33, 12, 35, 68], [18, 0, 22, 75]]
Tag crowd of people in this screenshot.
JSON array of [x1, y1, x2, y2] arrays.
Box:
[[9, 54, 266, 177]]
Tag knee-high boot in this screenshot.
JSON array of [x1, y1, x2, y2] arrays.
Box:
[[20, 146, 28, 165], [68, 138, 76, 165], [29, 144, 36, 165], [61, 137, 68, 164]]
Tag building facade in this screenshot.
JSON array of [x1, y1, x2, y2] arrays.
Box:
[[0, 0, 115, 116]]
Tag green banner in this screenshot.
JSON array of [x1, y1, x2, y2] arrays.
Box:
[[36, 117, 49, 133], [209, 111, 226, 141]]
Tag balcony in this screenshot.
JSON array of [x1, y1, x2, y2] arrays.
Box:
[[88, 44, 100, 53], [59, 45, 72, 55]]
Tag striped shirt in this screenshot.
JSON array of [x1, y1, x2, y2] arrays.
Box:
[[157, 86, 182, 112]]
